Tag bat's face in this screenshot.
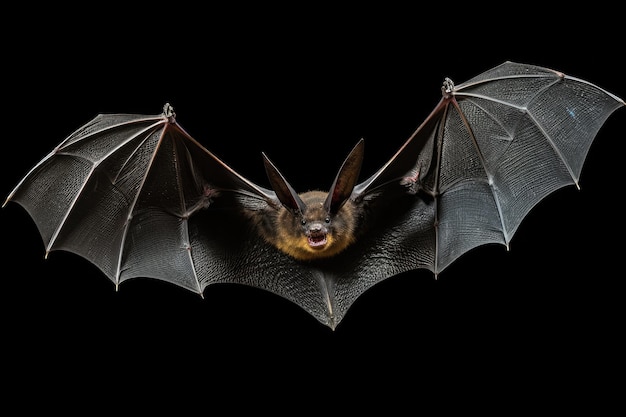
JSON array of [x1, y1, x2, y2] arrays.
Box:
[[260, 140, 364, 261], [272, 191, 357, 261]]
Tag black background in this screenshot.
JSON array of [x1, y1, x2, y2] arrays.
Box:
[[2, 6, 623, 412]]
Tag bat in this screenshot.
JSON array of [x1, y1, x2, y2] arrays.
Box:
[[4, 61, 624, 330]]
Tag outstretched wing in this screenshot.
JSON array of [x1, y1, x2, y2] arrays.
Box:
[[4, 104, 278, 294], [5, 103, 362, 328], [295, 61, 624, 328], [353, 61, 625, 274]]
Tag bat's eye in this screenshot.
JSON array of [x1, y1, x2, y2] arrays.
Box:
[[301, 218, 307, 225], [325, 216, 331, 224]]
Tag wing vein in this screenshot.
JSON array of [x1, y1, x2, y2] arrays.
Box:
[[172, 129, 203, 294], [450, 98, 511, 245], [48, 122, 167, 255], [57, 115, 165, 151], [114, 121, 170, 285], [456, 72, 555, 91]]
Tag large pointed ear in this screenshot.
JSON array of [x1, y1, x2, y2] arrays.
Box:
[[324, 139, 364, 214], [262, 152, 307, 214]]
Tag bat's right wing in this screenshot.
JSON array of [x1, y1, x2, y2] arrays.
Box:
[[6, 103, 364, 328], [4, 104, 278, 294]]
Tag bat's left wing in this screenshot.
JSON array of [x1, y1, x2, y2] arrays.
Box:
[[317, 61, 625, 327], [353, 61, 624, 272]]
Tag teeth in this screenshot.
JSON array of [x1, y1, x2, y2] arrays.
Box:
[[308, 235, 328, 248]]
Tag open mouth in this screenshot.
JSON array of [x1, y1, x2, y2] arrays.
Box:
[[307, 234, 328, 248]]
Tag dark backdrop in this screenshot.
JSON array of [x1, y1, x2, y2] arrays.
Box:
[[2, 7, 623, 413]]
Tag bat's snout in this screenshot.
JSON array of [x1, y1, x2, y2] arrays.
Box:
[[306, 222, 328, 248]]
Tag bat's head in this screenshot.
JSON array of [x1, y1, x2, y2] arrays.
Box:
[[262, 140, 364, 261]]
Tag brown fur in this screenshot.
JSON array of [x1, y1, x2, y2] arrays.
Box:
[[250, 190, 359, 261]]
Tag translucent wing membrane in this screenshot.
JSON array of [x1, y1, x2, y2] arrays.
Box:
[[5, 107, 274, 293], [373, 61, 624, 274]]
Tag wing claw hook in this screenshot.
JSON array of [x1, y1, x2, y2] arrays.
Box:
[[163, 103, 176, 123], [441, 77, 455, 98]]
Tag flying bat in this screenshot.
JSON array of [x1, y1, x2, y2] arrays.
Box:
[[4, 61, 624, 329]]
